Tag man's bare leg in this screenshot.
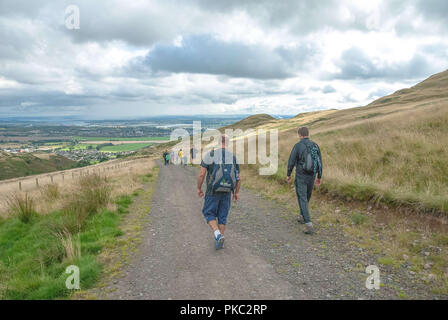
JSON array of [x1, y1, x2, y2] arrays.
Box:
[[208, 220, 225, 249], [218, 224, 226, 236], [208, 220, 219, 232]]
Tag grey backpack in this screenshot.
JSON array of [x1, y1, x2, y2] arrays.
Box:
[[302, 141, 320, 175], [208, 149, 238, 193]]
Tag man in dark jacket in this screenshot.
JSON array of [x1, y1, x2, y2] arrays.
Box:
[[286, 127, 322, 235]]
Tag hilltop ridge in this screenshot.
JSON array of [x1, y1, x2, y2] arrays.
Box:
[[221, 114, 275, 131], [369, 69, 448, 107]]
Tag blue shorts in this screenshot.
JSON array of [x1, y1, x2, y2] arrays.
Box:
[[202, 193, 232, 225]]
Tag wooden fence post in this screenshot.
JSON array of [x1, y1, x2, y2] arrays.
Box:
[[50, 175, 53, 183], [35, 178, 39, 187], [19, 181, 22, 191]]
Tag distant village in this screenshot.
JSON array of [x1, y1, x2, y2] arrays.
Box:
[[54, 149, 136, 162], [1, 147, 36, 154], [1, 146, 137, 163]]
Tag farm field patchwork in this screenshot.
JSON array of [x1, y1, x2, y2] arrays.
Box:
[[98, 143, 153, 152], [75, 136, 169, 142]]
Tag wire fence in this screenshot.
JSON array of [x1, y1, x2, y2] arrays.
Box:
[[0, 157, 150, 194]]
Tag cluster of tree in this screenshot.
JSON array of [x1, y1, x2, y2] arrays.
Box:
[[95, 143, 113, 151], [76, 159, 90, 168]]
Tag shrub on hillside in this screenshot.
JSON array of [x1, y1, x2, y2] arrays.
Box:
[[61, 173, 112, 232], [41, 183, 60, 201], [6, 192, 37, 223], [78, 173, 111, 212]]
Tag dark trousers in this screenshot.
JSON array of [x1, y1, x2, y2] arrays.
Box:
[[294, 175, 315, 223]]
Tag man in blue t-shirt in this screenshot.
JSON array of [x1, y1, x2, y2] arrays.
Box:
[[197, 134, 241, 250]]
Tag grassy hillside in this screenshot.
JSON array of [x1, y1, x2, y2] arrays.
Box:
[[0, 160, 157, 299], [221, 114, 275, 131], [226, 70, 448, 294], [0, 151, 77, 181], [226, 70, 448, 214], [143, 69, 448, 214], [369, 69, 448, 107]]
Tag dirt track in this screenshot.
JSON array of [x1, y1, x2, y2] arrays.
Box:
[[93, 162, 441, 300]]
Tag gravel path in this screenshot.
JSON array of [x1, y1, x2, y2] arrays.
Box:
[[104, 162, 422, 300]]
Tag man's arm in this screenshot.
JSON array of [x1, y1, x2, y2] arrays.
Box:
[[315, 144, 323, 186], [197, 167, 207, 197], [233, 173, 241, 201], [286, 144, 298, 182], [317, 144, 323, 179]]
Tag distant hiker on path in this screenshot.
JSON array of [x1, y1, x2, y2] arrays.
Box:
[[164, 150, 170, 165], [178, 149, 183, 165], [183, 150, 188, 167], [197, 134, 241, 250], [191, 147, 197, 162], [286, 127, 323, 235], [170, 150, 175, 164], [162, 150, 168, 165]]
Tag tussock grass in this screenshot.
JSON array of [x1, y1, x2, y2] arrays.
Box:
[[40, 183, 60, 201], [74, 173, 112, 216], [54, 229, 81, 262], [6, 192, 37, 223]]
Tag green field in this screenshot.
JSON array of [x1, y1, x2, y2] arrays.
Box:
[[53, 142, 152, 153], [60, 144, 98, 151], [75, 136, 168, 141], [42, 142, 70, 150], [99, 143, 153, 152]]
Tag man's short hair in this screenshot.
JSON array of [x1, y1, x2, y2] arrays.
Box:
[[298, 127, 309, 137]]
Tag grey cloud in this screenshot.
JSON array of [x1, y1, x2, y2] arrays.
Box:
[[139, 34, 296, 79], [0, 0, 191, 47], [193, 0, 372, 33], [327, 47, 437, 80], [322, 85, 336, 94], [0, 19, 36, 61], [195, 0, 448, 37], [368, 88, 392, 99], [0, 88, 94, 110], [416, 0, 448, 21], [0, 0, 446, 48], [0, 0, 54, 18]]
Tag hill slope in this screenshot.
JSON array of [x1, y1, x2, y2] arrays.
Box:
[[228, 70, 448, 214], [369, 69, 448, 107], [143, 69, 448, 214], [221, 114, 275, 131], [0, 151, 77, 181]]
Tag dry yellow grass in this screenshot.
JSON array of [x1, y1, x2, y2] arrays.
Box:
[[274, 101, 448, 213]]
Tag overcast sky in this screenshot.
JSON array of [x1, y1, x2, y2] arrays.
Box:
[[0, 0, 447, 119]]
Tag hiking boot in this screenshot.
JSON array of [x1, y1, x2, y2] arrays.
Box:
[[215, 234, 225, 250], [304, 224, 314, 235], [297, 215, 305, 224]]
